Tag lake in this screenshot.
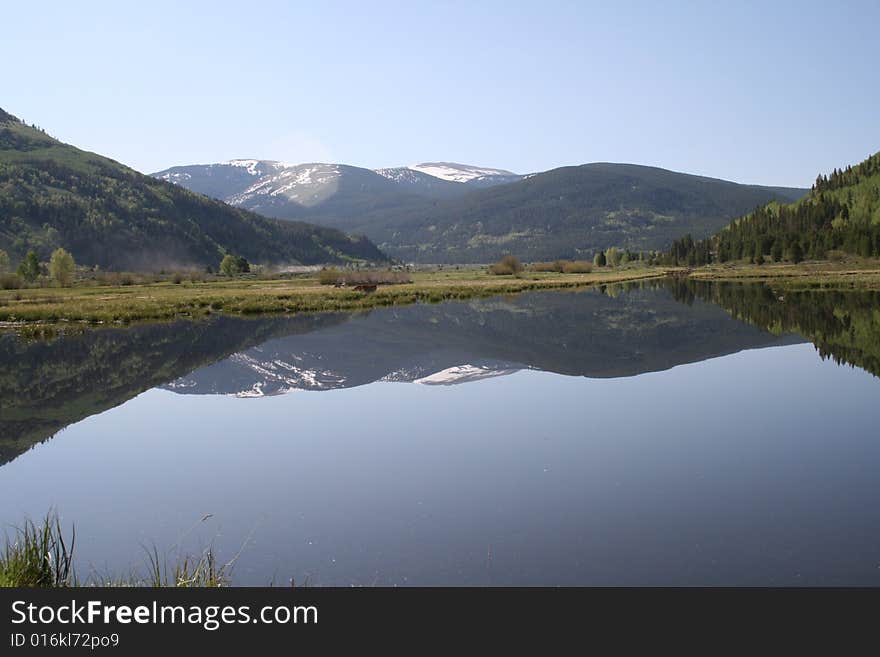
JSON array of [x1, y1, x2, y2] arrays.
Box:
[[2, 279, 880, 585]]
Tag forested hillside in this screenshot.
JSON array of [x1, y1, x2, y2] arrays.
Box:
[[0, 109, 385, 269], [668, 152, 880, 265], [333, 163, 806, 263]]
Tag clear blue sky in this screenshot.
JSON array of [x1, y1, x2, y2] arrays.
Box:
[[3, 0, 877, 186]]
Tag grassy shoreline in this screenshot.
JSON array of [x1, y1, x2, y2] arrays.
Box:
[[2, 261, 880, 328], [687, 261, 880, 292], [0, 267, 670, 327]]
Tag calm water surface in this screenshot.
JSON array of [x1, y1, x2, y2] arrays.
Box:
[[1, 280, 879, 585]]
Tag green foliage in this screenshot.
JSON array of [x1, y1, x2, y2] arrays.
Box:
[[594, 251, 607, 267], [0, 115, 386, 269], [49, 248, 75, 286], [143, 546, 230, 588], [219, 254, 250, 276], [16, 250, 39, 282], [0, 510, 231, 587], [666, 151, 880, 265], [605, 246, 621, 267], [0, 512, 75, 587], [0, 249, 9, 274]]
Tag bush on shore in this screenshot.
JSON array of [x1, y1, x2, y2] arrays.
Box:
[[318, 268, 412, 286], [488, 255, 524, 276], [530, 259, 593, 274]]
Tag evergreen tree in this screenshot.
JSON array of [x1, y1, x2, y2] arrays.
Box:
[[771, 240, 783, 262]]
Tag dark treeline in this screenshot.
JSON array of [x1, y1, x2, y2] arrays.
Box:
[[666, 152, 880, 266], [656, 277, 880, 378]]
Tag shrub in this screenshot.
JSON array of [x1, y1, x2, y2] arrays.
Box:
[[0, 249, 9, 274], [562, 260, 593, 273], [0, 274, 22, 290], [594, 251, 607, 267], [530, 261, 564, 273], [489, 255, 523, 276], [530, 260, 593, 274], [318, 267, 342, 285]]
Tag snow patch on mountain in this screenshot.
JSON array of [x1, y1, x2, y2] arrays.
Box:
[[374, 167, 427, 184], [413, 364, 522, 385], [228, 163, 342, 206], [155, 171, 192, 184], [408, 162, 518, 184], [227, 159, 264, 176]]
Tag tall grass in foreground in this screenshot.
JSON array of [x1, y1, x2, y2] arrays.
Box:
[[0, 513, 74, 587], [142, 546, 229, 588], [0, 512, 231, 587]]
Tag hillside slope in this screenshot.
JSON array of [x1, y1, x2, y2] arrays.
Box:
[[343, 163, 807, 263], [668, 151, 880, 264], [155, 158, 806, 263], [0, 110, 385, 269]]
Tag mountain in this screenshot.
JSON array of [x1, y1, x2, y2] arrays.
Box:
[[155, 157, 806, 263], [668, 151, 880, 265], [373, 166, 472, 198], [152, 160, 519, 224], [343, 163, 807, 263], [0, 110, 385, 269]]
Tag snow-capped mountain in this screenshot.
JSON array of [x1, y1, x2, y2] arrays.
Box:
[[407, 162, 522, 187], [151, 159, 521, 223], [373, 166, 467, 197], [228, 163, 392, 210], [153, 159, 288, 199]]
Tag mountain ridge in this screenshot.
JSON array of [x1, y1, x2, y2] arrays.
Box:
[[154, 156, 806, 262], [0, 109, 386, 269]]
